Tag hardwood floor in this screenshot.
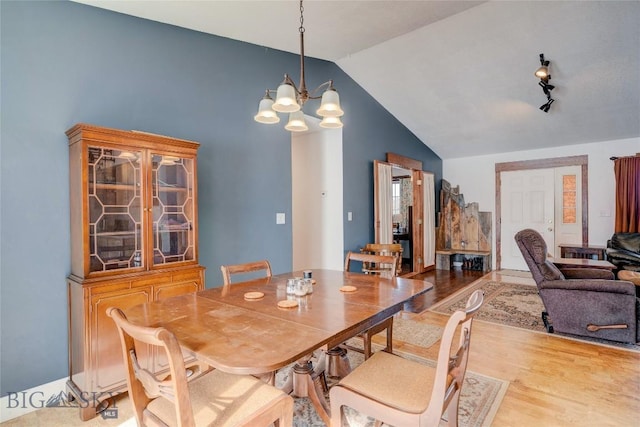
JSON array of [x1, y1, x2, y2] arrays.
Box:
[[403, 268, 485, 312], [392, 270, 640, 427]]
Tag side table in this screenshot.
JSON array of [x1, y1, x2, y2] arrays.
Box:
[[559, 244, 606, 260], [549, 257, 615, 271]]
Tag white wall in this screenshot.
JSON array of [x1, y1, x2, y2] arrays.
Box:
[[292, 125, 344, 271], [443, 137, 640, 269]]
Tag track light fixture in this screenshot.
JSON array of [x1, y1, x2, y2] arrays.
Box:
[[536, 53, 555, 113]]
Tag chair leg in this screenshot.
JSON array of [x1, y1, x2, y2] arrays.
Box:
[[385, 318, 393, 354], [362, 317, 393, 359], [542, 311, 554, 333], [446, 395, 460, 427]]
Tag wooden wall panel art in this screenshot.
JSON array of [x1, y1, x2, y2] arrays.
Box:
[[436, 179, 492, 252]]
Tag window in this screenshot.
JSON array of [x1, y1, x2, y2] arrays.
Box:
[[392, 180, 401, 215], [562, 175, 576, 224]]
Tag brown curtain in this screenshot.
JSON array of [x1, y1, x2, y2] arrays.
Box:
[[614, 156, 640, 233]]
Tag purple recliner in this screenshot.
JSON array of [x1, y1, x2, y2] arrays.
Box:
[[515, 229, 639, 344]]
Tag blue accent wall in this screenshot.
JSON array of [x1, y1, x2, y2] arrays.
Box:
[[0, 1, 441, 395]]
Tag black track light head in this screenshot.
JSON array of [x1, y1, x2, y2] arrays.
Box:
[[539, 98, 555, 113]]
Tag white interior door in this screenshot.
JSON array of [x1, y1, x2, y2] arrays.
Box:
[[500, 169, 555, 270]]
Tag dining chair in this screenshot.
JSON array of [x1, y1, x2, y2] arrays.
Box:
[[329, 289, 484, 427], [343, 251, 398, 360], [107, 307, 293, 427], [220, 259, 272, 285], [220, 259, 279, 384], [345, 251, 398, 278], [360, 243, 403, 275]]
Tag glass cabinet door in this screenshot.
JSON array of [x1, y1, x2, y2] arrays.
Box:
[[88, 146, 143, 272], [151, 153, 195, 266]]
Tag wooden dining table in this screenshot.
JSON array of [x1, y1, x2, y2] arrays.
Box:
[[125, 269, 433, 424]]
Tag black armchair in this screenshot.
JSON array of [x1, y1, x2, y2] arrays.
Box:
[[606, 232, 640, 272], [515, 229, 639, 344]]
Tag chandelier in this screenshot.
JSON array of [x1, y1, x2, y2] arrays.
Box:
[[254, 0, 344, 131]]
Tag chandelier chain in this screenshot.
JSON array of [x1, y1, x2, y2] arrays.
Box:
[[299, 0, 305, 33]]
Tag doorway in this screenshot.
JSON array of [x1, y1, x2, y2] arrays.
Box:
[[496, 155, 588, 270], [291, 119, 343, 271], [392, 167, 412, 271], [374, 154, 435, 274]]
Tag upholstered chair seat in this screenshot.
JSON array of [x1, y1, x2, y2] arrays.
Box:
[[336, 351, 437, 413], [146, 368, 288, 426]]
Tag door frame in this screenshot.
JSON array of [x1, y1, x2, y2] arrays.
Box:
[[380, 153, 435, 274], [495, 155, 588, 269]]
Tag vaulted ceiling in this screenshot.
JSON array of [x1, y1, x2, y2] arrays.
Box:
[[72, 1, 640, 159]]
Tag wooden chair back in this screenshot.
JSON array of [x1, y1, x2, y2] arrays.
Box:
[[107, 307, 195, 427], [360, 243, 403, 275], [344, 251, 398, 277], [428, 289, 484, 419], [220, 260, 272, 285], [341, 252, 398, 360]]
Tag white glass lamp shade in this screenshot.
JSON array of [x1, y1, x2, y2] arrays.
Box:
[[160, 156, 178, 165], [316, 89, 344, 117], [254, 97, 280, 124], [535, 65, 549, 79], [319, 116, 343, 129], [272, 83, 300, 113], [285, 111, 308, 132], [118, 151, 137, 160]]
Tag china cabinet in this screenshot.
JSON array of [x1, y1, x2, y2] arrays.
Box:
[[66, 124, 205, 420]]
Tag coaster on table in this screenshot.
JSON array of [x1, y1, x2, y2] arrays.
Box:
[[244, 291, 265, 300], [340, 285, 357, 293], [277, 299, 298, 309]]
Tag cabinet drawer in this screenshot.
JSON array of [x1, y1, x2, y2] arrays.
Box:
[[154, 279, 202, 301]]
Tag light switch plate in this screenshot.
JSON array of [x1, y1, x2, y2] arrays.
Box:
[[276, 213, 286, 224]]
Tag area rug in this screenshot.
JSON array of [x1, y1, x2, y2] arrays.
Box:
[[496, 269, 533, 278], [384, 316, 443, 348], [430, 280, 640, 351], [276, 349, 508, 427]]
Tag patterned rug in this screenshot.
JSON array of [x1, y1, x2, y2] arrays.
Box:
[[276, 349, 508, 427], [384, 316, 443, 348], [430, 280, 640, 351]]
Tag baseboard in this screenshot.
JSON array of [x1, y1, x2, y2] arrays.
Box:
[[0, 377, 67, 422]]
